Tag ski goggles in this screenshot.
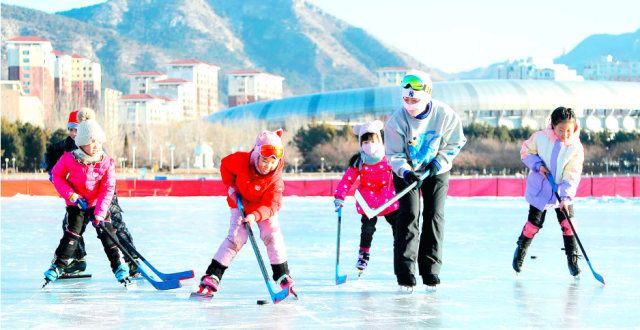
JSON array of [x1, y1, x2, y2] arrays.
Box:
[[259, 145, 284, 159], [401, 75, 432, 93]]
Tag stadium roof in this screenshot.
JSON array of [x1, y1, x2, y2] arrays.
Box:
[[207, 80, 640, 123]]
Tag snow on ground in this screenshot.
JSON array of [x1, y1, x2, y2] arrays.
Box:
[[1, 196, 639, 328]]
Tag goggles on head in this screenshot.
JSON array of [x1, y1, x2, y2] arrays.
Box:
[[259, 144, 283, 159], [401, 75, 432, 94]]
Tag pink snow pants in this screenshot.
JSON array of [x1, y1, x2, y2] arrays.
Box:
[[214, 208, 288, 266]]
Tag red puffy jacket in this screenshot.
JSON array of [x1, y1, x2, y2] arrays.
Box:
[[221, 151, 284, 221]]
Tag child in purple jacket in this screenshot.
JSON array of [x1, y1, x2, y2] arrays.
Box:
[[512, 107, 585, 277]]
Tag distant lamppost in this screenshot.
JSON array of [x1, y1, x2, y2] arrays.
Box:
[[169, 144, 176, 174], [159, 145, 164, 170], [605, 147, 609, 175], [12, 157, 16, 173], [294, 157, 299, 173], [4, 158, 9, 173], [132, 145, 138, 170], [320, 157, 325, 173], [34, 157, 37, 173]]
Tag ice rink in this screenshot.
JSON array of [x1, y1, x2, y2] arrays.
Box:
[[2, 195, 639, 328]]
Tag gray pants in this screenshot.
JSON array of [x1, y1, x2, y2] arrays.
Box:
[[392, 171, 449, 284]]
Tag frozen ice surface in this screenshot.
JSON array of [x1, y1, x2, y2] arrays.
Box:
[[1, 195, 639, 328]]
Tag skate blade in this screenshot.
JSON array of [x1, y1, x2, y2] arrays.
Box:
[[190, 292, 214, 301], [398, 286, 414, 294], [59, 273, 92, 279]]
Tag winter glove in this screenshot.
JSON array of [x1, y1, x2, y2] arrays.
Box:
[[69, 193, 88, 210], [243, 213, 256, 224], [403, 170, 423, 189], [91, 215, 105, 228], [423, 161, 439, 178], [333, 199, 344, 212]]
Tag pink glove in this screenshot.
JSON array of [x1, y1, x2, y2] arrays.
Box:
[[92, 215, 105, 228]]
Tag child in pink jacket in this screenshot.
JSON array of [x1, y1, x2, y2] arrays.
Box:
[[334, 120, 398, 274], [43, 109, 129, 285]]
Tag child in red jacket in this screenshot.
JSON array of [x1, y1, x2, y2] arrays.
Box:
[[198, 129, 294, 295]]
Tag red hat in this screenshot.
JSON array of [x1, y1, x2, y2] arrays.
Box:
[[67, 110, 79, 129]]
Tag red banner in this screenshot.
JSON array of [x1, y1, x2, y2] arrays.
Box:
[[2, 176, 639, 197]]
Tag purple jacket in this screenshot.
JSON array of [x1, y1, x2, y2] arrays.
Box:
[[521, 125, 584, 211]]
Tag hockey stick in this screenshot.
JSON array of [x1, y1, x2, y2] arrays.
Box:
[[98, 223, 183, 290], [546, 173, 606, 285], [236, 196, 290, 304], [118, 238, 194, 281], [335, 208, 348, 285], [355, 170, 431, 219]]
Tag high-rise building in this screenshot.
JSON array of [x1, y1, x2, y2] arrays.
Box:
[[102, 88, 122, 146], [6, 36, 55, 119], [227, 70, 284, 107], [377, 67, 410, 86], [166, 60, 220, 117], [52, 50, 72, 96], [70, 54, 102, 108], [583, 55, 640, 82], [495, 58, 583, 81], [127, 71, 167, 94], [0, 81, 45, 127], [150, 78, 195, 121]]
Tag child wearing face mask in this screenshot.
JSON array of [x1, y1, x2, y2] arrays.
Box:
[[333, 120, 398, 275], [512, 107, 585, 277]]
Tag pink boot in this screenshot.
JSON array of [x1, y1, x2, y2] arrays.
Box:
[[200, 275, 220, 292], [277, 275, 298, 298]]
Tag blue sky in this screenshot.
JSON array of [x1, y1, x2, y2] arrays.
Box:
[[3, 0, 639, 73]]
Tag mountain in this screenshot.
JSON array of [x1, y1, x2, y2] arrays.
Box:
[[1, 0, 440, 100], [452, 27, 640, 80], [555, 28, 640, 73]]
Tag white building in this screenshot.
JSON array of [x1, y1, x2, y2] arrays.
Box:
[[150, 78, 196, 121], [52, 50, 72, 96], [377, 67, 411, 86], [70, 54, 102, 108], [0, 81, 45, 127], [496, 58, 584, 81], [227, 70, 284, 107], [583, 55, 640, 82], [6, 36, 56, 118], [102, 88, 122, 147], [166, 60, 220, 117], [119, 94, 181, 126], [128, 71, 167, 94]]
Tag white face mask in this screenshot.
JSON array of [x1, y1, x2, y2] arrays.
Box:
[[361, 142, 384, 158], [402, 88, 431, 117]]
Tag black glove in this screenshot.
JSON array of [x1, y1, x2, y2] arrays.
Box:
[[403, 170, 423, 189], [423, 161, 439, 178]]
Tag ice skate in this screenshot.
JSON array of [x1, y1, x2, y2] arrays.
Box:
[[277, 275, 298, 299], [42, 263, 64, 288], [356, 250, 369, 277]]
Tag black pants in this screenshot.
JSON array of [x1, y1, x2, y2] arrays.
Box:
[[359, 212, 396, 249], [527, 204, 574, 228], [62, 195, 138, 260], [392, 171, 449, 282], [54, 206, 124, 271]]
